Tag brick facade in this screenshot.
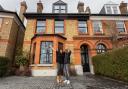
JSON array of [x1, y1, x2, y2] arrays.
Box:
[[23, 13, 128, 76], [0, 12, 25, 64], [22, 0, 128, 77]]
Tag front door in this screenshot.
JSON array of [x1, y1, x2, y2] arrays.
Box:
[[80, 45, 90, 72]]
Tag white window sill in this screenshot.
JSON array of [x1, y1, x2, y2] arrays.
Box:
[[30, 64, 53, 67]]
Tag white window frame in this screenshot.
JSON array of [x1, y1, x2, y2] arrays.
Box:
[[55, 20, 64, 34], [105, 5, 119, 14], [78, 21, 88, 34], [112, 6, 118, 14], [93, 21, 103, 33], [116, 21, 126, 33], [36, 20, 46, 33], [53, 5, 66, 13], [106, 6, 112, 14]]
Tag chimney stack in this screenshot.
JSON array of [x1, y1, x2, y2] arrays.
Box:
[[19, 0, 27, 22], [119, 1, 128, 14], [37, 0, 43, 13], [77, 2, 84, 13], [85, 6, 91, 14]]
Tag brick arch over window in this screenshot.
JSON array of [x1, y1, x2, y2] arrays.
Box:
[[95, 40, 112, 49], [78, 40, 94, 49]]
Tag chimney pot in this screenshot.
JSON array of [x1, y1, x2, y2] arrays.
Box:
[[37, 0, 43, 13], [77, 2, 84, 13], [19, 0, 27, 22], [119, 1, 128, 14]]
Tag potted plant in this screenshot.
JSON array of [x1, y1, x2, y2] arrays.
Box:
[[15, 47, 29, 71], [15, 55, 28, 71]]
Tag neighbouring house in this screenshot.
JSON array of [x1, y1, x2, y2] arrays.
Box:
[[0, 1, 26, 65], [21, 0, 128, 76]]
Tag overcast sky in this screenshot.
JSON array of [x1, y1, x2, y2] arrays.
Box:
[[0, 0, 128, 13]]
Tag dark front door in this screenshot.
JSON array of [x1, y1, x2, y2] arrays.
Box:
[[80, 45, 90, 72]]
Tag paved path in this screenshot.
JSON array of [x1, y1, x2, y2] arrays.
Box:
[[0, 73, 128, 89]]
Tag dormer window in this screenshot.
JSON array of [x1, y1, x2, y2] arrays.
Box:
[[106, 5, 119, 14], [100, 1, 120, 14], [53, 0, 67, 13]]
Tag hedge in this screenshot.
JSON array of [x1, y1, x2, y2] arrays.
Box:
[[92, 46, 128, 82], [0, 57, 9, 77]]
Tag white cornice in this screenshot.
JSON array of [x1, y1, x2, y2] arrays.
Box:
[[90, 16, 128, 20]]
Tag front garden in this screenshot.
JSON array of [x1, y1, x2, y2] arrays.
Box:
[[92, 46, 128, 82]]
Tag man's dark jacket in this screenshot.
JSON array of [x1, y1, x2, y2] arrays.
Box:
[[64, 51, 71, 64]]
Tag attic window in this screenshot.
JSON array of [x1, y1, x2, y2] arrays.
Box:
[[52, 0, 67, 13], [53, 5, 67, 13], [106, 6, 112, 14], [113, 6, 118, 14]]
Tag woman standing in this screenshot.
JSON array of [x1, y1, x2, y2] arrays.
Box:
[[63, 49, 71, 84], [50, 46, 65, 84]]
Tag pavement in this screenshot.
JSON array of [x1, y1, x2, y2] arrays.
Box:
[[0, 73, 128, 89]]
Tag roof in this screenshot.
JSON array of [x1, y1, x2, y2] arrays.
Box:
[[24, 13, 128, 19], [0, 5, 4, 11], [0, 5, 25, 29], [91, 14, 128, 16], [105, 1, 118, 5], [24, 13, 90, 20], [53, 0, 67, 5], [32, 34, 67, 40]]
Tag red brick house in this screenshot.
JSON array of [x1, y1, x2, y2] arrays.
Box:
[[22, 0, 128, 76]]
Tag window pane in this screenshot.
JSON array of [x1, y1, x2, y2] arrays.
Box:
[[54, 5, 59, 9], [79, 21, 87, 27], [36, 27, 45, 33], [93, 21, 102, 33], [61, 10, 66, 13], [55, 21, 64, 33], [54, 10, 59, 13], [40, 42, 53, 64], [55, 21, 64, 26], [106, 6, 112, 14], [60, 5, 66, 9], [40, 54, 46, 64], [79, 28, 87, 33], [116, 21, 125, 32], [78, 21, 87, 33], [55, 27, 64, 33], [37, 21, 45, 26], [36, 20, 46, 33], [113, 6, 118, 14], [53, 5, 66, 13], [96, 44, 107, 54]]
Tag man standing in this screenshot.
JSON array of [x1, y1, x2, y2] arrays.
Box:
[[63, 49, 71, 84]]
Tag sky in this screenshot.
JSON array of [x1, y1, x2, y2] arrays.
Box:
[[0, 0, 128, 14]]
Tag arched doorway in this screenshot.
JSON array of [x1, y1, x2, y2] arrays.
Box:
[[80, 44, 90, 72]]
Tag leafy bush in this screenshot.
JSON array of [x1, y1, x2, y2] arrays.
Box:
[[15, 55, 28, 66], [0, 57, 9, 77], [92, 46, 128, 82], [15, 48, 29, 66]]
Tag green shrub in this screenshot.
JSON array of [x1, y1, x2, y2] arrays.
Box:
[[92, 46, 128, 82], [0, 57, 9, 77], [15, 55, 28, 66], [15, 47, 29, 66]]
